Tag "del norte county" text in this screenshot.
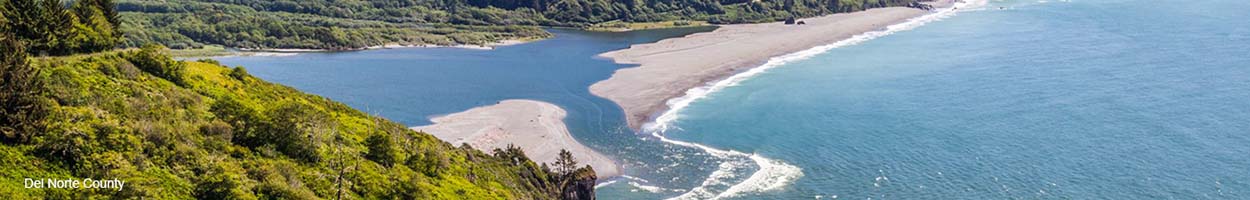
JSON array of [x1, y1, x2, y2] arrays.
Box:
[[24, 178, 124, 191]]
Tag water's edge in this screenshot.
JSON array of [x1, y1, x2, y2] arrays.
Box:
[[628, 1, 987, 198]]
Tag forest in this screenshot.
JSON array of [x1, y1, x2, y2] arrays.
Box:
[[2, 0, 596, 198], [115, 0, 918, 49]]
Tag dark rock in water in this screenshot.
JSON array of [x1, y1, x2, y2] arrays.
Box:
[[560, 167, 598, 200], [908, 2, 935, 11], [784, 17, 797, 25], [797, 21, 807, 25]]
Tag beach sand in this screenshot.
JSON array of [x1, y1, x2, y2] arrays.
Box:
[[592, 2, 953, 130], [231, 39, 533, 54], [410, 100, 621, 177]]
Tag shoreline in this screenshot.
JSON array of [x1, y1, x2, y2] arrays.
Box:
[[410, 100, 621, 178], [583, 1, 970, 197], [591, 1, 957, 130], [178, 39, 535, 59], [243, 39, 532, 53]]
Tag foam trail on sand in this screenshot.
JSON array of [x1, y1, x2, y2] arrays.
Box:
[[642, 1, 986, 199]]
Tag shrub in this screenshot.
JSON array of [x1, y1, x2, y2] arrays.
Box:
[[199, 120, 234, 142], [123, 44, 187, 86], [261, 102, 327, 163], [228, 67, 250, 81], [195, 58, 221, 65], [210, 97, 263, 146], [365, 133, 397, 167]]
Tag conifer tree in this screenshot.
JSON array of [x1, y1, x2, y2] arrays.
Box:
[[553, 149, 578, 177], [0, 31, 46, 143], [35, 0, 75, 54]]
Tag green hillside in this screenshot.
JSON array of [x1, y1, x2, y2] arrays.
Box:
[[4, 47, 597, 199], [2, 0, 596, 199]]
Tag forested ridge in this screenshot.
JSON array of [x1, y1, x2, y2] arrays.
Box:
[[115, 0, 919, 49], [2, 0, 598, 199]]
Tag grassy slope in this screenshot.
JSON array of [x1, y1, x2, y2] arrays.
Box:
[[0, 50, 562, 199]]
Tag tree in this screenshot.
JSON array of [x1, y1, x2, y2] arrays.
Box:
[[74, 0, 117, 27], [552, 149, 577, 177], [0, 0, 9, 29], [493, 144, 530, 165], [0, 30, 47, 143], [262, 101, 328, 163], [37, 0, 77, 54], [73, 0, 121, 51], [1, 0, 120, 55], [72, 0, 121, 52], [365, 133, 397, 167]]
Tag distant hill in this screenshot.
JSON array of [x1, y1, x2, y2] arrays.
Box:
[[115, 0, 918, 50]]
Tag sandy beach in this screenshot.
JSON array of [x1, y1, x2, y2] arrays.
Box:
[[592, 2, 954, 129], [410, 100, 621, 177], [239, 39, 531, 52]]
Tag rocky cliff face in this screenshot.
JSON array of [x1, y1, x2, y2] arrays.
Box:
[[560, 167, 598, 200]]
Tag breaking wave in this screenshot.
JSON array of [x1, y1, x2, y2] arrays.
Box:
[[639, 0, 987, 199]]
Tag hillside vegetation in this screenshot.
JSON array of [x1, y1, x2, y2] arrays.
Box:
[[116, 0, 919, 49], [2, 0, 596, 199]]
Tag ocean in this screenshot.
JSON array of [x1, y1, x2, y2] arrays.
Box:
[[218, 0, 1250, 198]]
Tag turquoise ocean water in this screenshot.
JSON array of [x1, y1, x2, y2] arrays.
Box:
[[219, 0, 1250, 198]]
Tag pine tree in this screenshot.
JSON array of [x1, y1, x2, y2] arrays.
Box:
[[37, 0, 76, 54], [74, 0, 121, 38], [72, 0, 118, 52], [80, 0, 118, 27], [1, 1, 8, 29], [553, 149, 578, 177], [9, 0, 43, 47], [1, 31, 47, 143]]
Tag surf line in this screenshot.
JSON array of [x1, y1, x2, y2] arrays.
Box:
[[640, 1, 986, 199]]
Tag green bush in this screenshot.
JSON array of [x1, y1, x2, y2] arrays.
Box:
[[123, 44, 187, 86], [260, 101, 326, 163], [228, 67, 249, 81], [365, 133, 397, 167]]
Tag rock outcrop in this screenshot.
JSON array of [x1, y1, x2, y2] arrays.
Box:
[[560, 166, 598, 200]]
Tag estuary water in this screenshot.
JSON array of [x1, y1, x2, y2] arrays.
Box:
[[215, 28, 732, 199], [219, 0, 1250, 198]]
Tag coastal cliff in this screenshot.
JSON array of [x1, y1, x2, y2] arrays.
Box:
[[561, 167, 598, 200]]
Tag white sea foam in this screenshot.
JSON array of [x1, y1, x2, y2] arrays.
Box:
[[641, 0, 987, 199], [631, 181, 669, 193], [628, 181, 688, 193], [595, 180, 619, 188], [715, 154, 804, 198], [621, 175, 651, 183]]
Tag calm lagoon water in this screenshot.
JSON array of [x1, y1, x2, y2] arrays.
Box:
[[219, 0, 1250, 198], [216, 27, 727, 199]]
